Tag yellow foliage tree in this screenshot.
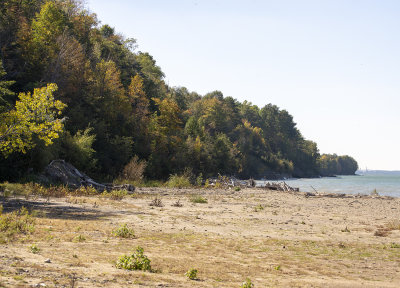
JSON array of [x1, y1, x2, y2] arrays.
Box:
[[0, 83, 66, 156]]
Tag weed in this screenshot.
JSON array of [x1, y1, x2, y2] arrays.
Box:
[[172, 199, 183, 207], [185, 268, 198, 280], [195, 173, 203, 187], [341, 226, 350, 233], [120, 155, 147, 182], [0, 206, 35, 242], [73, 234, 86, 242], [167, 174, 192, 188], [390, 243, 400, 248], [189, 195, 208, 204], [234, 186, 241, 192], [149, 197, 164, 207], [371, 189, 379, 196], [274, 265, 281, 271], [204, 179, 210, 188], [374, 229, 389, 237], [116, 246, 152, 271], [254, 204, 264, 212], [29, 244, 40, 254], [240, 278, 254, 288], [386, 220, 400, 231], [112, 224, 135, 238]]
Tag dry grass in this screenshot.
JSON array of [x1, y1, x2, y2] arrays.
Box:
[[1, 186, 400, 287]]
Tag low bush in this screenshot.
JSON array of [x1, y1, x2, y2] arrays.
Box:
[[185, 268, 198, 280], [29, 244, 40, 254], [116, 246, 152, 271], [149, 197, 164, 207], [166, 174, 191, 188], [112, 224, 135, 238]]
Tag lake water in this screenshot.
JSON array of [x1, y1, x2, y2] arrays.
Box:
[[256, 171, 400, 197]]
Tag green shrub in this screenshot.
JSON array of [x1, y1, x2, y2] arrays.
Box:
[[112, 224, 135, 238], [0, 206, 35, 242], [185, 268, 198, 280], [240, 278, 254, 288], [189, 195, 207, 204], [29, 244, 40, 254], [167, 174, 191, 188], [116, 246, 152, 271], [234, 186, 241, 192]]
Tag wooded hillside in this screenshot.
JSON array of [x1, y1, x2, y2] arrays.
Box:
[[0, 0, 358, 181]]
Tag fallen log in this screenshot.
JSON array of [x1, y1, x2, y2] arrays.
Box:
[[39, 160, 134, 193]]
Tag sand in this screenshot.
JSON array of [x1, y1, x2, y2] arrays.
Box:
[[1, 187, 400, 287]]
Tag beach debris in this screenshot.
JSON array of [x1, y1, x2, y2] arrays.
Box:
[[206, 175, 299, 192], [39, 160, 134, 193]]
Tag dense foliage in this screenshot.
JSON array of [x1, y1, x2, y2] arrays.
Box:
[[318, 154, 358, 176], [0, 0, 357, 181]]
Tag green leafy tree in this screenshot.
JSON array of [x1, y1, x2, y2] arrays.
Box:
[[0, 83, 66, 156]]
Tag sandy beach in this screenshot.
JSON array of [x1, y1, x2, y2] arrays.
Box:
[[1, 187, 400, 287]]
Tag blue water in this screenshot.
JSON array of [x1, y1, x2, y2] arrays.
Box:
[[257, 171, 400, 197]]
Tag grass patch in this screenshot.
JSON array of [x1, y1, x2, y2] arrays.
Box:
[[189, 195, 208, 204], [0, 206, 35, 242], [101, 189, 127, 200]]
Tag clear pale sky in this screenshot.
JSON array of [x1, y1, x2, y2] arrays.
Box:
[[87, 0, 400, 171]]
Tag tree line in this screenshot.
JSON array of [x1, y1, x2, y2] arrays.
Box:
[[0, 0, 358, 182]]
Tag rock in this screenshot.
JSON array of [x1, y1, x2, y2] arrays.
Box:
[[44, 259, 51, 263]]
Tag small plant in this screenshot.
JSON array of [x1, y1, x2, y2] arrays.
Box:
[[341, 226, 350, 233], [172, 199, 183, 207], [29, 244, 40, 254], [0, 206, 35, 242], [240, 278, 254, 288], [185, 268, 198, 280], [73, 234, 86, 242], [371, 188, 379, 196], [116, 246, 152, 271], [189, 195, 208, 204], [274, 265, 281, 271], [234, 186, 241, 192], [254, 204, 264, 212], [112, 224, 135, 238], [167, 174, 192, 188], [374, 229, 389, 237], [195, 173, 203, 187], [204, 179, 210, 188], [390, 243, 400, 248], [149, 197, 164, 207]]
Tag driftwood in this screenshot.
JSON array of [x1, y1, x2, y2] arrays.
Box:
[[40, 160, 134, 193], [207, 176, 299, 192], [259, 181, 299, 192]]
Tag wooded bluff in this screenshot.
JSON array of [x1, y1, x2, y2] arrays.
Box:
[[0, 0, 358, 181]]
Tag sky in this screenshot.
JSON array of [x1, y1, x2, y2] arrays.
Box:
[[87, 0, 400, 171]]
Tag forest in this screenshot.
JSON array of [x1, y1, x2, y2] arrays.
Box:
[[0, 0, 358, 182]]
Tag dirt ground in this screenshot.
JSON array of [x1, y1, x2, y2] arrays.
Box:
[[1, 187, 400, 287]]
